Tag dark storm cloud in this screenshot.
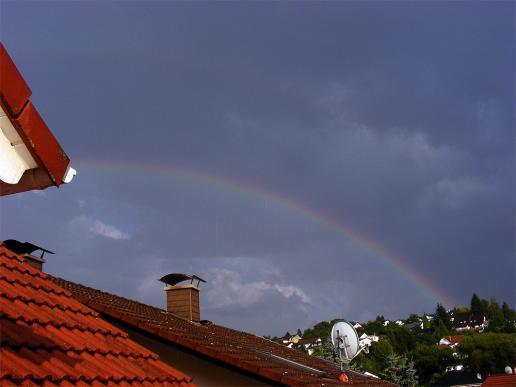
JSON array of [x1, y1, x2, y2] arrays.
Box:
[[1, 1, 513, 335]]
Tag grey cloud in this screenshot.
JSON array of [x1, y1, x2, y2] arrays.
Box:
[[1, 1, 513, 335]]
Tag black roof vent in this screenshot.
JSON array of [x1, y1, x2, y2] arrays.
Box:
[[2, 239, 54, 259]]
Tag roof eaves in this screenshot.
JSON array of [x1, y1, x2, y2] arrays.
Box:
[[0, 43, 31, 117], [0, 43, 75, 194]]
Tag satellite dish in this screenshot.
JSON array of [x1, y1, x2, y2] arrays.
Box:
[[330, 320, 361, 369]]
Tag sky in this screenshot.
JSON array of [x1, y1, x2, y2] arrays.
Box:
[[0, 1, 514, 336]]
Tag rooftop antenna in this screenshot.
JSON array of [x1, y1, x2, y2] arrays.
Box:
[[330, 320, 367, 372]]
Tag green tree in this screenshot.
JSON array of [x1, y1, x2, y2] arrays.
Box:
[[382, 354, 418, 387], [303, 321, 331, 339], [370, 337, 395, 371], [433, 303, 451, 330], [432, 320, 451, 342], [350, 352, 377, 374], [458, 333, 516, 376], [422, 314, 432, 329], [406, 314, 420, 324], [409, 344, 455, 385], [363, 320, 386, 336], [470, 294, 489, 315], [480, 299, 489, 315], [502, 302, 514, 320], [320, 339, 339, 364], [471, 293, 482, 314], [501, 302, 516, 333], [384, 324, 417, 354], [454, 306, 470, 313], [487, 298, 504, 332]]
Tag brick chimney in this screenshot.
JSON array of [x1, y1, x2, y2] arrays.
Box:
[[23, 253, 46, 271], [159, 273, 206, 322], [2, 239, 53, 271]]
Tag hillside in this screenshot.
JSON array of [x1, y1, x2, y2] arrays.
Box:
[[272, 294, 516, 386]]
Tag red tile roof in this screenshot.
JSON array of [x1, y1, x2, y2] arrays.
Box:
[[442, 335, 464, 344], [482, 374, 516, 386], [0, 245, 194, 386], [51, 276, 393, 386]]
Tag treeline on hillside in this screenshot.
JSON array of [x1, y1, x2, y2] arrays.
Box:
[[290, 294, 516, 386]]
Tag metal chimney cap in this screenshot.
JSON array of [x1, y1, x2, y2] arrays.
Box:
[[159, 273, 206, 287], [2, 239, 54, 258]]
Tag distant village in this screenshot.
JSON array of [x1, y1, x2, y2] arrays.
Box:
[[269, 294, 516, 386]]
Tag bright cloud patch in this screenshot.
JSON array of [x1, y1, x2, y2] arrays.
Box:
[[69, 215, 130, 241], [204, 268, 311, 309], [90, 219, 130, 240]]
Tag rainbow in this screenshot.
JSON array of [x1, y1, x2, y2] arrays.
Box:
[[75, 159, 457, 307]]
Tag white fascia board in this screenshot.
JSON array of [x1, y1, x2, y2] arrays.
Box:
[[0, 106, 37, 184]]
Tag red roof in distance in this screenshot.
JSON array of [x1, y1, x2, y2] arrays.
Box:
[[443, 335, 464, 344], [482, 374, 516, 386]]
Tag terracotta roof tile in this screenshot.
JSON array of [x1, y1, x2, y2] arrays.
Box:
[[51, 275, 393, 386], [442, 335, 464, 344], [482, 374, 516, 386], [0, 245, 194, 386]]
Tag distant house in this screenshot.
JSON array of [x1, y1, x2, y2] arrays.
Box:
[[445, 365, 464, 373], [383, 320, 391, 326], [404, 321, 423, 330], [353, 322, 363, 329], [359, 333, 379, 349], [450, 312, 488, 332], [299, 337, 322, 348], [289, 334, 302, 344], [297, 337, 323, 355], [280, 332, 292, 344], [280, 332, 302, 345], [395, 320, 404, 326], [439, 335, 464, 349]]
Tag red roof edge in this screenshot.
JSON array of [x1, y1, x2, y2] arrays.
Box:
[[0, 42, 71, 188], [0, 43, 32, 116], [14, 101, 70, 186]]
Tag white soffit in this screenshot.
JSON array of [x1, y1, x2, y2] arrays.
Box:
[[0, 105, 37, 184]]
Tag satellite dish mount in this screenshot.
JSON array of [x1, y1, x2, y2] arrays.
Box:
[[330, 320, 367, 371]]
